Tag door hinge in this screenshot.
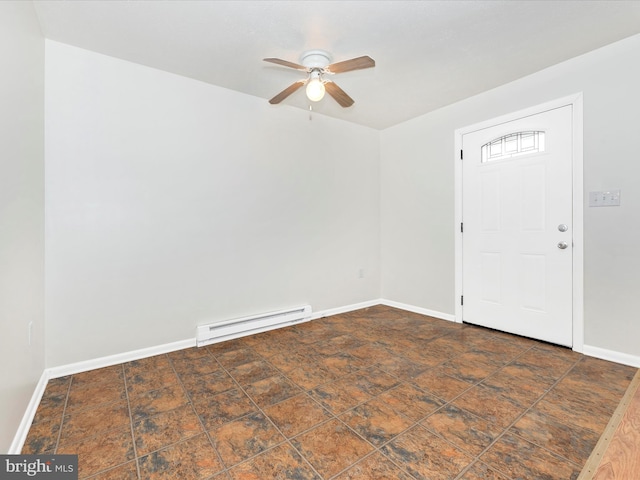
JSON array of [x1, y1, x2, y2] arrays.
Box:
[[460, 222, 463, 233], [461, 295, 464, 305], [460, 149, 463, 160]]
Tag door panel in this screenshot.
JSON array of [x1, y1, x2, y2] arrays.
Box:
[[462, 106, 573, 346]]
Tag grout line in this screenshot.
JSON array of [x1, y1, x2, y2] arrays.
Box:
[[53, 375, 73, 454], [121, 363, 142, 480]]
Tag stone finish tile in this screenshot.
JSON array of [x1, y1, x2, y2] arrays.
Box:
[[32, 376, 71, 423], [60, 400, 130, 444], [132, 404, 203, 456], [286, 363, 338, 390], [554, 374, 630, 408], [57, 427, 135, 479], [124, 354, 173, 375], [459, 460, 510, 480], [376, 382, 445, 422], [86, 461, 138, 480], [167, 346, 211, 361], [22, 418, 60, 454], [171, 354, 222, 377], [480, 432, 581, 480], [513, 347, 578, 380], [511, 408, 601, 465], [347, 343, 393, 363], [227, 443, 320, 480], [214, 348, 263, 369], [333, 451, 414, 480], [317, 352, 366, 376], [412, 367, 473, 401], [421, 335, 471, 359], [193, 388, 257, 430], [267, 351, 309, 373], [347, 366, 400, 396], [569, 356, 636, 393], [125, 366, 180, 397], [71, 365, 124, 388], [340, 398, 414, 446], [422, 404, 502, 456], [206, 338, 251, 356], [309, 378, 372, 414], [66, 378, 126, 414], [228, 359, 279, 385], [481, 368, 549, 407], [209, 412, 285, 467], [399, 346, 448, 367], [451, 385, 526, 428], [137, 433, 224, 479], [263, 394, 332, 438], [22, 306, 636, 480], [440, 352, 503, 384], [376, 354, 433, 380], [129, 383, 190, 421], [534, 386, 618, 434], [381, 425, 473, 480], [243, 374, 301, 408], [291, 419, 373, 478], [181, 369, 237, 404]]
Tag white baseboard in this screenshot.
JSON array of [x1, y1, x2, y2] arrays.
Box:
[[47, 338, 196, 379], [379, 298, 456, 322], [310, 299, 381, 320], [583, 344, 640, 368], [9, 370, 50, 454]]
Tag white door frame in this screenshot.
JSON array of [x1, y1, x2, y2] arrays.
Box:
[[454, 93, 584, 352]]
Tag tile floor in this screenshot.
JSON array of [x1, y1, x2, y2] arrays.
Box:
[[23, 305, 637, 479]]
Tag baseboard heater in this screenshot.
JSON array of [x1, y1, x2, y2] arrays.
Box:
[[196, 304, 312, 347]]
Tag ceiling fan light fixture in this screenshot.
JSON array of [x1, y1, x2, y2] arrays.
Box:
[[264, 52, 374, 107], [306, 77, 325, 102]]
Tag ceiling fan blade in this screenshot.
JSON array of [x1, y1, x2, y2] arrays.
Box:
[[269, 80, 306, 104], [263, 57, 308, 71], [324, 81, 355, 108], [325, 55, 375, 74]]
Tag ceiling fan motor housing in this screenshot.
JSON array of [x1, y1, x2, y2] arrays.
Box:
[[300, 50, 332, 69]]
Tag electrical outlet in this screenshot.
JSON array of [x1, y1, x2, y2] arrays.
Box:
[[28, 321, 33, 346], [358, 268, 364, 279]]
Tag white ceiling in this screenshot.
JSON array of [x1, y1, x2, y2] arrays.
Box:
[[33, 0, 640, 130]]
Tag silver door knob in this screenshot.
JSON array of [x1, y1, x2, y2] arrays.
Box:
[[557, 241, 568, 249], [558, 224, 568, 232]]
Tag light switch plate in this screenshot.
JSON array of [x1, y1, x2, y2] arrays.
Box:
[[589, 190, 621, 207]]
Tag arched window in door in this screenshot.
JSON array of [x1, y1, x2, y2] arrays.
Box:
[[481, 131, 545, 163]]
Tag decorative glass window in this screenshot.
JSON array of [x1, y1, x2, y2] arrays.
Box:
[[481, 131, 545, 163]]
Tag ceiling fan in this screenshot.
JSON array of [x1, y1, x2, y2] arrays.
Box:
[[263, 50, 375, 107]]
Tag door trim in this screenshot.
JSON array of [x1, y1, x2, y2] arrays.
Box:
[[454, 94, 584, 352]]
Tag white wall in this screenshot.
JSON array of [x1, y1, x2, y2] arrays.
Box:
[[381, 33, 640, 358], [0, 2, 45, 453], [45, 41, 380, 367]]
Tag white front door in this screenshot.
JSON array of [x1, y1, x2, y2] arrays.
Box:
[[462, 105, 573, 346]]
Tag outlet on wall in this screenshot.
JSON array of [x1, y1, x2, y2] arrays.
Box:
[[28, 321, 33, 346], [358, 268, 364, 279]]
